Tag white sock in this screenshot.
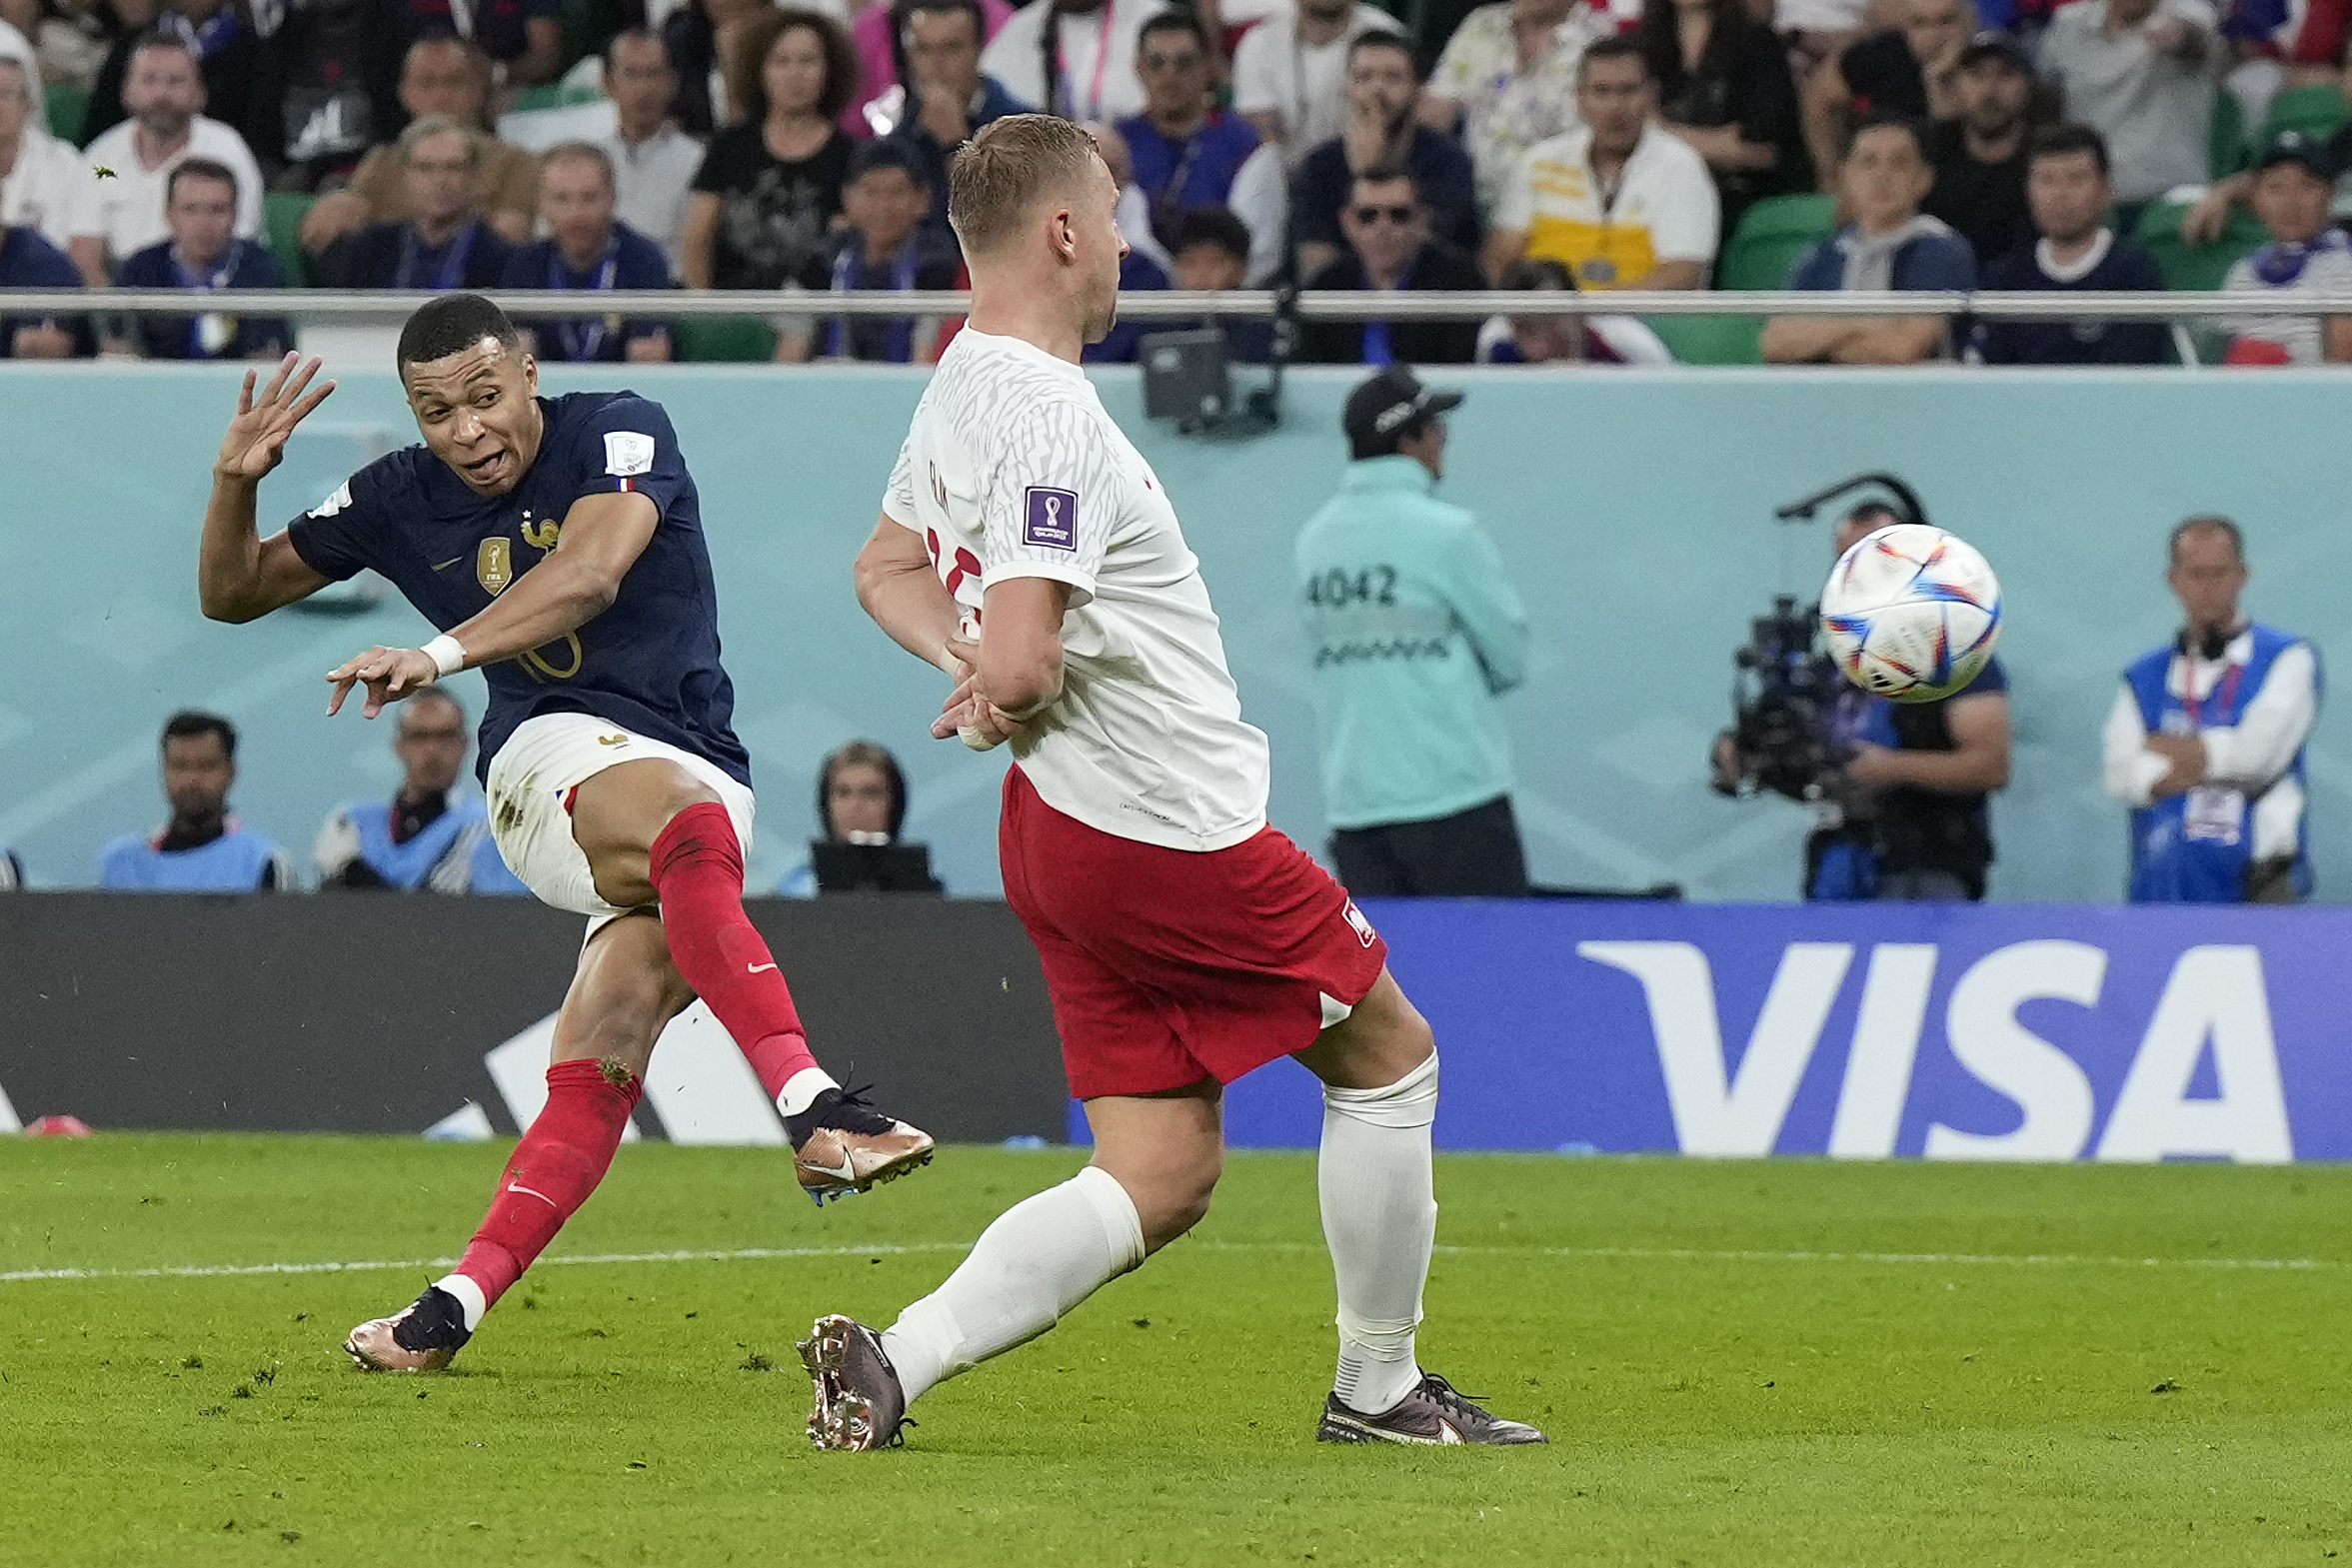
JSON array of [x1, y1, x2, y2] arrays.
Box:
[[880, 1164, 1146, 1405], [1320, 1050, 1438, 1416], [432, 1272, 489, 1333], [776, 1065, 839, 1119]]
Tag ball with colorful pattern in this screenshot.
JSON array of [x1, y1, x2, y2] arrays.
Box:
[[1819, 524, 2002, 704]]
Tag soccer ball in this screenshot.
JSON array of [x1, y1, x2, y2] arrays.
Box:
[[1819, 524, 2001, 703]]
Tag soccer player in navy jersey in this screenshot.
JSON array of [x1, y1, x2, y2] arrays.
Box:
[[197, 295, 935, 1372]]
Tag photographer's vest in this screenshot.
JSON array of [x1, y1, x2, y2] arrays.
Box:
[[1807, 678, 1998, 900], [2124, 624, 2314, 903]]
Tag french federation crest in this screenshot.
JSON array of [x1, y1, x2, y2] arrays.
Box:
[[477, 537, 514, 596]]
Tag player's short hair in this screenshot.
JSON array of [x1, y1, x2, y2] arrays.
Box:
[[1576, 34, 1648, 80], [1844, 500, 1905, 533], [1170, 205, 1251, 264], [162, 710, 236, 759], [166, 157, 239, 204], [948, 113, 1102, 257], [2170, 514, 2245, 566], [399, 113, 479, 169], [819, 741, 909, 839], [2029, 121, 2109, 178], [397, 293, 523, 372], [541, 139, 616, 189], [730, 7, 860, 127]]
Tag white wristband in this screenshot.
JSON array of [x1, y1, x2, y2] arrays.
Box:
[[422, 635, 467, 678]]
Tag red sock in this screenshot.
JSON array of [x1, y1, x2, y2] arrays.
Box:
[[452, 1059, 640, 1313], [648, 801, 824, 1102]]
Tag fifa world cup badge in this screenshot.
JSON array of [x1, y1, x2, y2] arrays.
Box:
[[477, 537, 515, 597]]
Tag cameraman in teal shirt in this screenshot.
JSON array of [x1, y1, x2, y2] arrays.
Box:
[[1296, 368, 1531, 895]]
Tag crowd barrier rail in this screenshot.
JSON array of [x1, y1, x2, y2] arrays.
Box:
[[0, 288, 2343, 320]]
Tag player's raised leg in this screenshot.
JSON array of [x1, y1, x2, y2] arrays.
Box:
[[800, 1087, 1218, 1450], [569, 756, 933, 1200], [1296, 970, 1544, 1445], [348, 909, 688, 1370]]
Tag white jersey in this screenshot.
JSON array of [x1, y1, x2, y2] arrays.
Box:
[[884, 329, 1270, 851]]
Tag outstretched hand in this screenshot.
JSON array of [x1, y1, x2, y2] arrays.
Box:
[[218, 353, 335, 483], [327, 645, 441, 719]]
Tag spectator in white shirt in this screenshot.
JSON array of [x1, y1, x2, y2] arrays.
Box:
[[600, 28, 705, 271], [75, 30, 262, 283], [1232, 0, 1405, 169], [981, 0, 1167, 124], [2219, 129, 2352, 365], [2103, 515, 2320, 903], [0, 54, 96, 253]]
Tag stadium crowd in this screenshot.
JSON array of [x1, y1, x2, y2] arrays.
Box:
[[5, 0, 2352, 364]]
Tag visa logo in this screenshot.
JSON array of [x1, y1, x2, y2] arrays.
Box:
[[1579, 941, 2293, 1164]]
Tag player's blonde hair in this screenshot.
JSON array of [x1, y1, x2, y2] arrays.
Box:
[[947, 114, 1102, 258]]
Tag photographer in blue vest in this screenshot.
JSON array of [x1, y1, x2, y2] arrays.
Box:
[[99, 711, 292, 891], [2103, 516, 2320, 903], [314, 687, 525, 894]]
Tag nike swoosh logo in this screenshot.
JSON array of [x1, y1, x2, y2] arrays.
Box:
[[798, 1152, 858, 1182], [505, 1182, 555, 1204], [432, 557, 465, 571], [747, 961, 777, 974]]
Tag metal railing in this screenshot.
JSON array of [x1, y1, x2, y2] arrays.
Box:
[[0, 287, 2339, 321]]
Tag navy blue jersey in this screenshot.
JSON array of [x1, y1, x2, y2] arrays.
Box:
[[285, 390, 750, 787]]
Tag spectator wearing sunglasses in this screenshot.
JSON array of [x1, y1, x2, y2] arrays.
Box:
[[1114, 13, 1286, 280], [1298, 165, 1485, 365]]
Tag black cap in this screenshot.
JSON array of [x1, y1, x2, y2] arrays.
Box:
[[2255, 127, 2336, 178], [1341, 366, 1463, 455], [1957, 29, 2030, 70]]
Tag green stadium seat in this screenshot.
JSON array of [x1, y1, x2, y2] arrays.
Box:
[[1641, 313, 1764, 365], [2256, 82, 2349, 150], [673, 315, 779, 362], [1718, 193, 1838, 292], [45, 82, 87, 145], [263, 190, 314, 289], [2134, 200, 2270, 291], [2210, 85, 2248, 178]]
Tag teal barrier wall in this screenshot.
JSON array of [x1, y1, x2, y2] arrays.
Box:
[[4, 361, 2349, 900]]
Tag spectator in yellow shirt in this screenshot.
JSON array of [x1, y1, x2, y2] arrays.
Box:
[[1482, 38, 1719, 289]]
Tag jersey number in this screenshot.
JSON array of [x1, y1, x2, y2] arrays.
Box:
[[1306, 566, 1397, 608]]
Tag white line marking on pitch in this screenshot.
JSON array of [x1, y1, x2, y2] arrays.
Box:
[[0, 1239, 2330, 1285], [0, 1241, 970, 1284]]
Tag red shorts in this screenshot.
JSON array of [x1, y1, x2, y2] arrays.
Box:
[[999, 767, 1390, 1099]]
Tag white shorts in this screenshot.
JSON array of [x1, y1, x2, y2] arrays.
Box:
[[485, 712, 757, 930]]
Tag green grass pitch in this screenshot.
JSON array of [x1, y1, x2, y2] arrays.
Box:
[[5, 1134, 2352, 1565]]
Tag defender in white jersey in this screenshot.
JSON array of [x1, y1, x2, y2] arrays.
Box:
[[800, 114, 1545, 1451]]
